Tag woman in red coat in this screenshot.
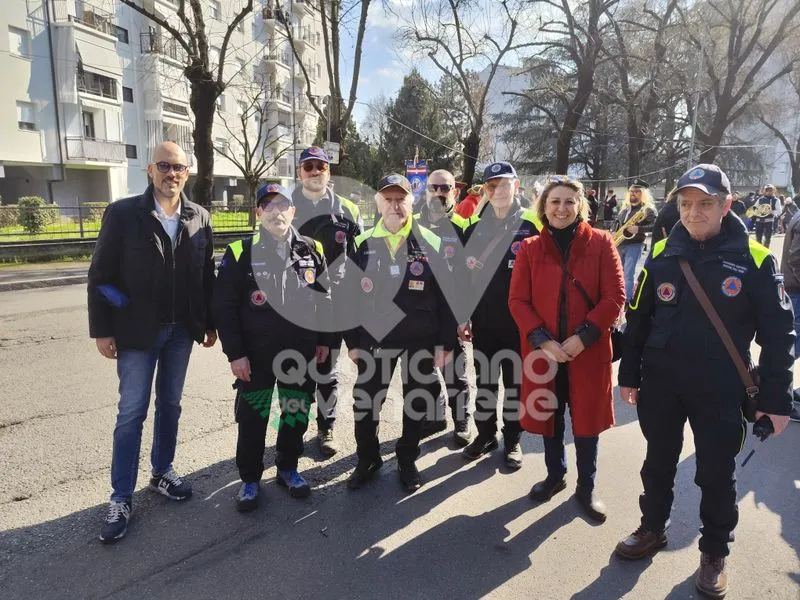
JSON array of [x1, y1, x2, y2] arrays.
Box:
[[509, 176, 625, 522]]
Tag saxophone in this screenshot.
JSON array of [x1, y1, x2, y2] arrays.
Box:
[[745, 203, 773, 218], [613, 208, 648, 246]]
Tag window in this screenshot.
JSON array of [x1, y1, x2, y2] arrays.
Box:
[[115, 26, 129, 44], [316, 63, 321, 79], [316, 32, 320, 46], [125, 144, 138, 159], [163, 101, 189, 116], [82, 111, 96, 139], [209, 45, 220, 65], [16, 101, 36, 130], [8, 27, 30, 58], [216, 93, 226, 109], [122, 86, 133, 102], [209, 0, 220, 19], [214, 137, 228, 153]]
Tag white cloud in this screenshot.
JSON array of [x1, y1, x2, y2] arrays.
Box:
[[376, 66, 404, 79]]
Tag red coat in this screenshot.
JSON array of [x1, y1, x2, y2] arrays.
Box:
[[508, 221, 625, 437], [455, 194, 480, 218]]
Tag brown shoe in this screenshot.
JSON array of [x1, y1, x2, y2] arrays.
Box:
[[614, 525, 667, 560], [695, 552, 728, 598]]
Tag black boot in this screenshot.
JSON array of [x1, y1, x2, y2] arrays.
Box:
[[575, 486, 607, 523], [397, 460, 422, 492], [529, 476, 567, 502]]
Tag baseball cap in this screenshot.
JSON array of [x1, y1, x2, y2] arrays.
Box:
[[298, 146, 330, 164], [675, 164, 731, 197], [377, 173, 413, 194], [256, 182, 293, 206], [483, 161, 517, 180]]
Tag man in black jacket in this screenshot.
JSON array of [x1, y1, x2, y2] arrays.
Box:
[[88, 142, 217, 543], [615, 164, 794, 598]]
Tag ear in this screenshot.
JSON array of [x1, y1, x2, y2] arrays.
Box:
[[721, 195, 733, 216]]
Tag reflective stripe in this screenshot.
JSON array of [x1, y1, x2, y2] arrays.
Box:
[[339, 196, 361, 223], [450, 213, 469, 231], [355, 227, 375, 249], [521, 208, 543, 232], [748, 239, 770, 268], [629, 267, 648, 311], [313, 239, 323, 256], [651, 239, 667, 258], [417, 224, 442, 252], [253, 232, 260, 245], [228, 239, 244, 262]]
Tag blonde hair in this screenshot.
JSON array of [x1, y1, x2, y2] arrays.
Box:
[[621, 185, 655, 211], [534, 177, 590, 224]]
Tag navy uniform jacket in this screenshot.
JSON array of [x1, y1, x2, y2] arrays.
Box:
[[619, 214, 794, 415], [343, 219, 457, 353], [212, 226, 333, 362], [457, 203, 542, 341], [415, 205, 471, 270]]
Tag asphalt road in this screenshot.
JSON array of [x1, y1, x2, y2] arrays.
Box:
[[0, 239, 798, 599]]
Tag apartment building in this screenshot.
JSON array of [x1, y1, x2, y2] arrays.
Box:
[[0, 0, 327, 207]]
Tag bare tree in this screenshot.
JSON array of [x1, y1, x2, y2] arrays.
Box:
[[119, 0, 254, 206], [398, 0, 537, 187], [280, 0, 373, 173], [757, 71, 800, 191], [680, 0, 800, 163]]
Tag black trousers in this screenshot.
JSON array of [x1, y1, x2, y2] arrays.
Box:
[[235, 341, 316, 482], [436, 341, 470, 421], [637, 351, 746, 557], [352, 345, 439, 464], [315, 333, 342, 432], [755, 219, 773, 247], [472, 330, 522, 445]]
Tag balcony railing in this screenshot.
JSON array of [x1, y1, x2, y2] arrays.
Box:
[[52, 0, 117, 37], [77, 76, 118, 100], [65, 137, 126, 162], [140, 31, 185, 62]]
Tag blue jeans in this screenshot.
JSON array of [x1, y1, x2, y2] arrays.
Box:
[[790, 292, 800, 358], [110, 325, 194, 502], [618, 242, 645, 301]]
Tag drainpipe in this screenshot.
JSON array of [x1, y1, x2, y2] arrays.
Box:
[[44, 0, 66, 205]]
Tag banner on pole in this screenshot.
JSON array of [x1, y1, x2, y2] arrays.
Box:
[[405, 159, 428, 203]]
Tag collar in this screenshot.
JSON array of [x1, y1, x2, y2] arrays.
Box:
[[373, 217, 413, 258], [292, 186, 341, 217], [153, 197, 181, 220], [139, 184, 193, 220], [663, 214, 749, 258]]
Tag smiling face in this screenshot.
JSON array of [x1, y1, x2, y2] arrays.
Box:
[[257, 195, 295, 239], [299, 159, 330, 195], [484, 176, 519, 212], [678, 187, 731, 241], [147, 142, 189, 202], [377, 187, 412, 232], [544, 185, 580, 229]]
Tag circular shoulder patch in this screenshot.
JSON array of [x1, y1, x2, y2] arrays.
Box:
[[409, 261, 424, 276], [250, 290, 267, 306], [444, 245, 455, 259], [304, 269, 316, 284], [721, 276, 742, 297], [466, 256, 478, 270], [335, 230, 347, 244], [361, 277, 374, 293], [657, 282, 676, 302], [510, 240, 522, 255]]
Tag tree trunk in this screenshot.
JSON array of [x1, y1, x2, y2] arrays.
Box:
[[189, 77, 220, 207], [246, 177, 258, 228], [461, 129, 480, 196], [792, 135, 800, 193], [556, 62, 595, 173]]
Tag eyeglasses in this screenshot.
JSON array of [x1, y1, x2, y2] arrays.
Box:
[[301, 160, 329, 173], [260, 198, 292, 212], [547, 175, 578, 185], [427, 183, 453, 193], [154, 161, 188, 174]]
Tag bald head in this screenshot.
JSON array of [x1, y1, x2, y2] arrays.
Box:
[[152, 141, 187, 165], [148, 141, 189, 204]]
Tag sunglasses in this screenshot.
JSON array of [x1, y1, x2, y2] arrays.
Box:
[[260, 198, 292, 212], [154, 161, 188, 174], [427, 183, 453, 193], [301, 160, 329, 173]]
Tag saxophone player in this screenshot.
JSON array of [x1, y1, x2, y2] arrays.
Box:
[[614, 179, 658, 301]]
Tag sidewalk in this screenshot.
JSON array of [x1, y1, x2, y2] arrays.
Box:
[[0, 261, 91, 292]]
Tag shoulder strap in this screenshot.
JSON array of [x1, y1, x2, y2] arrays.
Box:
[[678, 259, 758, 397], [568, 272, 596, 310], [470, 228, 509, 285]]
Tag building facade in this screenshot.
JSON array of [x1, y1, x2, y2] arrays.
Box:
[[0, 0, 326, 208]]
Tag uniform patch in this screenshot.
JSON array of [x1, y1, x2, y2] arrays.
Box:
[[251, 290, 267, 306], [721, 276, 742, 297], [444, 245, 456, 259], [304, 269, 316, 284], [389, 265, 401, 277], [508, 259, 515, 269], [466, 256, 483, 270], [510, 241, 522, 255], [657, 282, 676, 302], [409, 261, 424, 276], [721, 261, 747, 274], [335, 230, 347, 244], [361, 277, 374, 293], [688, 167, 705, 180], [408, 280, 425, 291]]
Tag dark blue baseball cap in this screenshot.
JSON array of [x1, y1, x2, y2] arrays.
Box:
[[298, 146, 330, 164], [676, 164, 731, 197], [256, 182, 293, 206], [377, 173, 413, 194], [484, 161, 517, 180]]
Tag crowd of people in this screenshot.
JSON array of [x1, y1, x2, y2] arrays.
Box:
[[87, 142, 797, 599]]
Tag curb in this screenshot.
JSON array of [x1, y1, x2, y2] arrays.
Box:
[[0, 274, 89, 293]]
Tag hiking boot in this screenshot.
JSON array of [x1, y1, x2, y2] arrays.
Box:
[[504, 441, 523, 470], [420, 418, 447, 438], [575, 486, 607, 523], [317, 428, 339, 457], [276, 470, 311, 498], [462, 435, 499, 460], [397, 460, 422, 492], [149, 468, 192, 501], [347, 458, 384, 490], [614, 525, 668, 560], [453, 418, 472, 447], [695, 552, 728, 598], [236, 482, 259, 513], [529, 477, 567, 502], [99, 500, 132, 544]]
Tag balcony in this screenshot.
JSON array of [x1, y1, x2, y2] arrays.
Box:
[[263, 52, 290, 74], [292, 0, 314, 17], [296, 97, 314, 117], [140, 31, 185, 63], [78, 71, 118, 100], [266, 89, 292, 111], [65, 137, 126, 162], [293, 26, 315, 52], [52, 0, 117, 37]]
